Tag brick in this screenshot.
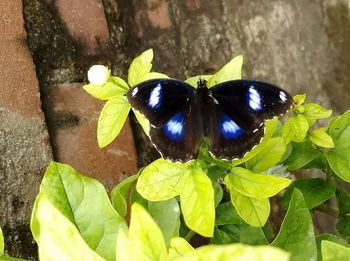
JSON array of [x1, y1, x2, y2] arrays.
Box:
[[44, 83, 137, 190], [54, 0, 110, 54], [0, 1, 52, 258]]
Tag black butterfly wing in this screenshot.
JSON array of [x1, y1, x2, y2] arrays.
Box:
[[150, 102, 204, 162], [127, 79, 203, 162], [127, 79, 196, 127], [209, 80, 293, 132], [207, 100, 264, 160]]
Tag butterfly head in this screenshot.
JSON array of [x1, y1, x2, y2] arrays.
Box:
[[197, 79, 208, 89]]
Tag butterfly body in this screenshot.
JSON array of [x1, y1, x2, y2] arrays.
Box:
[[127, 78, 293, 162]]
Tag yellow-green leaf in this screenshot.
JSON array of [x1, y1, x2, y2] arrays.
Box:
[[321, 240, 350, 261], [128, 49, 153, 86], [97, 97, 130, 148], [83, 77, 128, 100], [309, 129, 334, 148], [169, 237, 194, 259], [179, 165, 215, 237], [136, 159, 185, 201], [207, 55, 243, 87], [228, 189, 270, 227], [226, 167, 291, 199]]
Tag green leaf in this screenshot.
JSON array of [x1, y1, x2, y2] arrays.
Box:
[[228, 189, 270, 227], [225, 167, 291, 198], [309, 128, 334, 148], [111, 174, 138, 218], [325, 110, 350, 182], [139, 72, 169, 82], [316, 234, 348, 261], [148, 198, 180, 247], [133, 109, 150, 137], [281, 178, 335, 209], [0, 226, 3, 255], [83, 77, 128, 100], [213, 181, 223, 207], [179, 244, 289, 261], [33, 161, 126, 261], [31, 194, 105, 261], [232, 118, 279, 166], [322, 241, 350, 261], [207, 165, 228, 181], [185, 75, 212, 88], [136, 158, 185, 201], [215, 201, 243, 226], [336, 216, 350, 236], [272, 189, 316, 261], [283, 142, 321, 170], [207, 55, 243, 87], [0, 256, 28, 261], [97, 97, 130, 148], [169, 237, 194, 259], [303, 103, 332, 125], [116, 203, 168, 261], [219, 223, 268, 246], [336, 189, 350, 215], [293, 94, 306, 105], [179, 165, 215, 237], [212, 228, 235, 244], [283, 114, 309, 142], [128, 49, 153, 86], [245, 137, 287, 172], [130, 187, 149, 210]]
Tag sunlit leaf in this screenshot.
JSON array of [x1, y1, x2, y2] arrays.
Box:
[[321, 240, 350, 261], [128, 49, 153, 86], [97, 97, 130, 148]]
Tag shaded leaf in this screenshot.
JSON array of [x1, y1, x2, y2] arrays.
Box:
[[111, 174, 138, 218], [284, 142, 320, 170], [215, 201, 243, 226], [272, 189, 316, 261], [148, 198, 180, 247], [281, 178, 335, 209]]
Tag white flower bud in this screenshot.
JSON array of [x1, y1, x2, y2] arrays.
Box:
[[87, 65, 110, 86]]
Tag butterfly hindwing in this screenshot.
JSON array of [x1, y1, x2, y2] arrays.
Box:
[[127, 79, 196, 128], [150, 102, 203, 162], [207, 100, 264, 160], [209, 80, 293, 132]]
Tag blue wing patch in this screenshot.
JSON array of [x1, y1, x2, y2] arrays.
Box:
[[247, 86, 263, 112], [220, 115, 244, 139], [148, 83, 163, 109], [163, 112, 185, 141]]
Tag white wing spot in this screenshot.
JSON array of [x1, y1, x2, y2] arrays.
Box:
[[248, 86, 262, 112], [131, 87, 138, 97], [148, 84, 162, 109], [279, 91, 287, 103]]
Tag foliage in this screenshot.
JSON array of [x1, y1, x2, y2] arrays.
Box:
[[3, 49, 350, 260]]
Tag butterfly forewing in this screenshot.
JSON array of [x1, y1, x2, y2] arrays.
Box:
[[127, 79, 196, 128], [209, 80, 293, 132]]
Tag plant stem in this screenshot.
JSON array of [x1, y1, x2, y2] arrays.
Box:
[[315, 203, 339, 218], [184, 230, 196, 241]]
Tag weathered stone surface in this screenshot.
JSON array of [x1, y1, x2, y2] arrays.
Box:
[[44, 83, 137, 190], [0, 1, 52, 258]]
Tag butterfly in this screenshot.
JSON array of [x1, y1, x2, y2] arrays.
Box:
[[127, 78, 293, 162]]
